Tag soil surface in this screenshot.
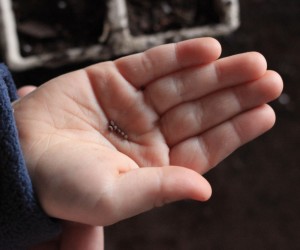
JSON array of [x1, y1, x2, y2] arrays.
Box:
[[12, 0, 220, 57], [12, 0, 107, 56], [127, 0, 220, 35], [1, 0, 300, 249]]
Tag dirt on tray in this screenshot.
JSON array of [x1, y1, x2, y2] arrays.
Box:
[[127, 0, 221, 36], [12, 0, 222, 57], [12, 0, 107, 57]]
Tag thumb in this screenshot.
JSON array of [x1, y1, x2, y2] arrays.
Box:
[[96, 166, 212, 225]]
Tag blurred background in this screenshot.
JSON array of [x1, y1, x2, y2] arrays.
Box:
[[1, 0, 300, 249]]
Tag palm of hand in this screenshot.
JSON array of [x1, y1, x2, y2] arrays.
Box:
[[13, 38, 282, 227]]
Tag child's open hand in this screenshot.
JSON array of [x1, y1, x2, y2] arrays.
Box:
[[13, 38, 283, 227]]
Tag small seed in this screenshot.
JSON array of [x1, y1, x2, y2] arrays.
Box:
[[108, 125, 114, 132], [108, 119, 128, 140]]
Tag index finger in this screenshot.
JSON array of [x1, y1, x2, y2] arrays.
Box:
[[114, 37, 222, 89]]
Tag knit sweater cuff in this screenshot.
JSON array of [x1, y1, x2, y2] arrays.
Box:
[[0, 64, 61, 249]]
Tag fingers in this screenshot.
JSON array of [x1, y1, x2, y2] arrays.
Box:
[[145, 52, 268, 114], [94, 166, 211, 226], [161, 70, 283, 146], [114, 37, 221, 88], [169, 104, 276, 174]]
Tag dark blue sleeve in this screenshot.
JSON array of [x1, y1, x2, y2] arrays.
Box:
[[0, 64, 61, 249]]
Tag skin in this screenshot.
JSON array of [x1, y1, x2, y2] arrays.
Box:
[[13, 38, 283, 249]]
